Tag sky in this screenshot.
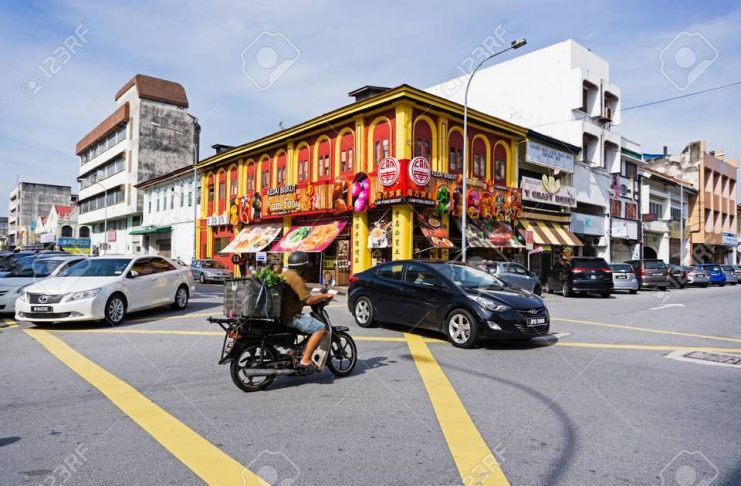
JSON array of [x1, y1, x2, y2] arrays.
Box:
[[1, 0, 740, 216]]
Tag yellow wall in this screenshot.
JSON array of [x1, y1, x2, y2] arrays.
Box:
[[392, 204, 413, 260], [352, 211, 371, 273]]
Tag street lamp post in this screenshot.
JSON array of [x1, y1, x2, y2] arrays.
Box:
[[461, 39, 527, 263]]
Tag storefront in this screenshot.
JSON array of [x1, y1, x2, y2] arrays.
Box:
[[571, 211, 606, 258], [610, 218, 639, 263]]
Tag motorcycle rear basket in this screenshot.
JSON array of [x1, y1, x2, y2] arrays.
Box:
[[223, 278, 283, 320]]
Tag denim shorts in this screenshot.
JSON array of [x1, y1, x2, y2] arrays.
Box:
[[287, 313, 325, 333]]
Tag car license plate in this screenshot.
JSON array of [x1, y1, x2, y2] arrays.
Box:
[[222, 335, 235, 359], [527, 317, 546, 327], [616, 275, 627, 279], [652, 272, 662, 276], [31, 306, 52, 313], [696, 274, 705, 277]]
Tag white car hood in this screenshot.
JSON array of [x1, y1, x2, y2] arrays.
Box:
[[25, 276, 120, 295]]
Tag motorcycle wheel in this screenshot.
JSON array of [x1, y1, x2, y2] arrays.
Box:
[[230, 344, 277, 392], [327, 332, 357, 377]]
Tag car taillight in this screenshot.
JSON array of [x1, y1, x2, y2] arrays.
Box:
[[570, 267, 584, 273], [349, 276, 360, 284], [599, 268, 612, 274], [641, 268, 646, 275]]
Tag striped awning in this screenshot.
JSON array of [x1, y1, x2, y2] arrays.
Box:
[[520, 220, 583, 247]]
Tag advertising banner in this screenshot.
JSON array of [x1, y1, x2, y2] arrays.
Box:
[[270, 221, 348, 252], [220, 224, 282, 254], [57, 237, 91, 255], [520, 176, 577, 208]]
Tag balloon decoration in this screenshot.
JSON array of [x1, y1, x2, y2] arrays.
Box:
[[352, 172, 370, 212]]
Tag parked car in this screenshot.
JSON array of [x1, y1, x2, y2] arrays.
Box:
[[685, 266, 710, 287], [667, 264, 688, 289], [734, 265, 741, 279], [720, 265, 738, 285], [608, 263, 639, 294], [623, 259, 669, 290], [544, 257, 613, 298], [484, 261, 542, 295], [0, 255, 87, 314], [695, 264, 726, 287], [348, 260, 549, 347], [190, 259, 232, 283], [15, 255, 194, 325]]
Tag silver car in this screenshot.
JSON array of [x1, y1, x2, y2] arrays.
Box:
[[189, 259, 233, 283], [609, 263, 639, 294], [485, 261, 542, 295], [720, 265, 738, 285], [685, 266, 710, 287]]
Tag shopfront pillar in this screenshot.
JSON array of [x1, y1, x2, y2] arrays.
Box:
[[440, 212, 450, 261], [392, 204, 413, 261], [351, 211, 372, 273], [206, 225, 213, 258], [282, 216, 291, 268]]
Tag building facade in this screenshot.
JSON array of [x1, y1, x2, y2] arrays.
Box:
[[195, 85, 580, 282], [608, 138, 643, 263], [134, 165, 200, 263], [76, 74, 197, 255], [6, 182, 73, 248], [0, 217, 7, 250], [645, 141, 737, 264], [428, 39, 623, 260]]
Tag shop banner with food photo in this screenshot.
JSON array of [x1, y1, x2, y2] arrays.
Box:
[[367, 212, 392, 249], [221, 224, 282, 254], [270, 220, 348, 252], [456, 219, 523, 248], [417, 209, 454, 248]]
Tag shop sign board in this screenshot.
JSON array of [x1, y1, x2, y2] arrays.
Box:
[[39, 233, 56, 243], [256, 251, 267, 262], [520, 176, 577, 208], [722, 232, 737, 246], [408, 156, 431, 186], [571, 212, 605, 236], [525, 230, 534, 250], [58, 237, 91, 255], [611, 218, 638, 240], [378, 157, 401, 187], [526, 141, 575, 173], [107, 230, 117, 242]]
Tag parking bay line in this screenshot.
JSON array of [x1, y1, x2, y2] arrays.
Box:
[[551, 317, 741, 345], [23, 329, 268, 486], [1, 318, 18, 328], [405, 332, 509, 486]]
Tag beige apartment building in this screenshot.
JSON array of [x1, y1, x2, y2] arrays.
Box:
[[645, 141, 737, 264]]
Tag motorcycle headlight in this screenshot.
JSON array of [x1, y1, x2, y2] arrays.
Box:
[[474, 296, 511, 313], [63, 288, 101, 302]]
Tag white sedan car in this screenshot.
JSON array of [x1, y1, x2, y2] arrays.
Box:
[[15, 255, 194, 325]]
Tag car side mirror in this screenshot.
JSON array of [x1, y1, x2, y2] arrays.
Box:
[[127, 270, 140, 278]]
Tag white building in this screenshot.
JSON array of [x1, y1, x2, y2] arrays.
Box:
[[76, 74, 197, 255], [134, 165, 200, 263], [640, 167, 694, 265], [428, 39, 623, 259], [608, 137, 643, 263], [33, 204, 82, 242]]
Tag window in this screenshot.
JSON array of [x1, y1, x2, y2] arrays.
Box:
[[246, 174, 255, 192], [261, 169, 270, 189], [218, 181, 225, 200], [150, 257, 176, 273], [230, 178, 238, 199], [649, 200, 663, 218], [405, 263, 442, 287], [131, 258, 154, 276], [318, 155, 331, 178], [277, 166, 287, 185], [625, 202, 637, 220], [180, 184, 185, 207], [208, 184, 214, 202], [148, 197, 152, 214], [504, 263, 529, 275], [611, 199, 622, 217], [493, 159, 506, 186], [414, 139, 431, 158], [472, 153, 485, 178], [377, 263, 403, 280], [170, 191, 174, 210], [187, 183, 193, 207], [298, 159, 310, 182], [132, 215, 141, 227], [623, 162, 637, 179], [449, 148, 463, 174], [213, 237, 230, 254], [581, 87, 589, 112], [374, 139, 389, 165], [671, 206, 682, 221]]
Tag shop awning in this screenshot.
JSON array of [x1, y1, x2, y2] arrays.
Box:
[[221, 223, 282, 254], [129, 225, 171, 235], [417, 211, 454, 248], [520, 220, 583, 247], [454, 219, 524, 248], [270, 221, 347, 252]]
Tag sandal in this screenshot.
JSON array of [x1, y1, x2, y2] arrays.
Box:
[[296, 363, 316, 376]]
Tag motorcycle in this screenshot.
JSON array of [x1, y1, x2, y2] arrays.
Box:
[[209, 286, 357, 392]]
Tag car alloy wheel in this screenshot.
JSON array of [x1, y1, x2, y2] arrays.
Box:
[[106, 296, 126, 324], [354, 297, 374, 328], [446, 309, 478, 348], [199, 274, 206, 284], [562, 282, 572, 297], [171, 286, 189, 310]]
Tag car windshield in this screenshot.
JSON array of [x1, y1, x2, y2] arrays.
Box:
[[609, 264, 632, 273], [643, 260, 666, 269], [701, 264, 721, 271], [721, 265, 733, 271], [13, 258, 74, 277], [60, 258, 131, 277], [433, 264, 506, 289], [571, 258, 608, 268], [202, 261, 227, 269]]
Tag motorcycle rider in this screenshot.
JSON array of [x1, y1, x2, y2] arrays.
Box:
[[281, 251, 334, 374]]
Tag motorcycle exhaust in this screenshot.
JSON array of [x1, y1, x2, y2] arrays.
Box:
[[241, 368, 297, 377]]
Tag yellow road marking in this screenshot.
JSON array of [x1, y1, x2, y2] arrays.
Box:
[[1, 318, 18, 328], [552, 317, 741, 344], [405, 333, 509, 486], [24, 329, 268, 486], [554, 342, 741, 354]]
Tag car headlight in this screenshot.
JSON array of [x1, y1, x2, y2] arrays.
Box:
[[15, 284, 31, 295], [63, 288, 101, 302], [17, 290, 28, 302], [473, 296, 511, 312]]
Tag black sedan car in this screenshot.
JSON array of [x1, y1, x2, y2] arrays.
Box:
[[544, 257, 613, 297], [348, 260, 549, 348]]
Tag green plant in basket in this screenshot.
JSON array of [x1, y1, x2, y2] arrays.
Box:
[[254, 267, 285, 287]]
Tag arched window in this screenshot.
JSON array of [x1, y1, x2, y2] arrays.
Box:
[[245, 162, 256, 193], [448, 131, 464, 175], [79, 226, 90, 238], [471, 137, 486, 178], [339, 132, 354, 175], [297, 145, 310, 183], [217, 172, 226, 212], [317, 138, 331, 180], [229, 166, 238, 200], [260, 159, 271, 190], [372, 120, 391, 166], [493, 143, 507, 186], [61, 225, 73, 237], [207, 174, 214, 214], [276, 152, 287, 186], [413, 119, 432, 159]]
